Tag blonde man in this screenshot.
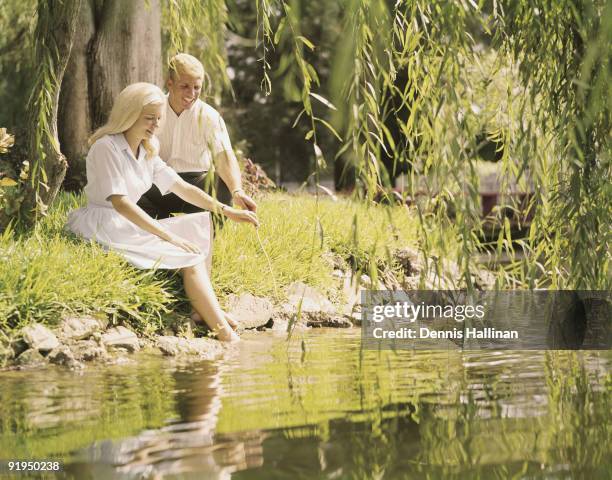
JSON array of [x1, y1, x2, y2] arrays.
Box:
[[138, 53, 257, 218]]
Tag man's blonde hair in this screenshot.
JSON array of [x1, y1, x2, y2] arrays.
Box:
[[168, 53, 205, 81]]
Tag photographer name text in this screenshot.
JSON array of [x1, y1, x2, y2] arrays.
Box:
[[371, 327, 518, 339]]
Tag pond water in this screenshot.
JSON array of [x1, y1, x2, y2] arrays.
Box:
[[0, 329, 610, 479]]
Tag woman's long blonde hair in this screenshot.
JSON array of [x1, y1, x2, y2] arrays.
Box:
[[88, 82, 165, 159]]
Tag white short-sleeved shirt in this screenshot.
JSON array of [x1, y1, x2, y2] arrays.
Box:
[[67, 133, 212, 270], [84, 133, 180, 206], [157, 97, 233, 173]]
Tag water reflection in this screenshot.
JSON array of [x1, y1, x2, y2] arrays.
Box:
[[0, 331, 609, 479], [69, 362, 265, 479]]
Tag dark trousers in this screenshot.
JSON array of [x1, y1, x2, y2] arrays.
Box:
[[138, 171, 220, 219], [138, 171, 233, 220]]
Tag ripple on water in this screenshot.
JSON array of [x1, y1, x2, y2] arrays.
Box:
[[0, 329, 610, 479]]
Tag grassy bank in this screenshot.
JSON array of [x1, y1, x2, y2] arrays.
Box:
[[0, 191, 421, 339]]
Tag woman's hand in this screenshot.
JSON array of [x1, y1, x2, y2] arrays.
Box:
[[162, 232, 202, 254], [223, 206, 259, 227]]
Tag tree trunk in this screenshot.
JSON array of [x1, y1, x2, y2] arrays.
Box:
[[57, 0, 95, 189], [90, 0, 163, 128], [59, 0, 162, 189], [3, 0, 82, 229]]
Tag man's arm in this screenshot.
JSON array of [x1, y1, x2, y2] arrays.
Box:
[[170, 177, 259, 227], [214, 149, 258, 212]]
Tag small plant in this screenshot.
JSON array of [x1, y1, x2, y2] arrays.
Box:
[[0, 128, 14, 155]]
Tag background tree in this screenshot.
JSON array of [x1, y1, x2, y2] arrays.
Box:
[[0, 0, 81, 229], [0, 0, 608, 289], [59, 0, 163, 188]]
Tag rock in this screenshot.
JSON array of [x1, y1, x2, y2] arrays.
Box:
[[270, 282, 354, 330], [302, 311, 353, 328], [285, 281, 335, 314], [157, 336, 223, 359], [395, 246, 496, 290], [16, 349, 46, 367], [47, 345, 83, 369], [10, 338, 28, 357], [395, 247, 421, 277], [101, 326, 140, 352], [157, 336, 189, 356], [271, 308, 352, 329], [472, 268, 496, 289], [270, 312, 308, 332], [187, 338, 225, 359], [226, 293, 274, 329], [21, 324, 59, 353], [71, 340, 108, 361], [58, 316, 108, 341], [345, 308, 363, 327], [395, 247, 454, 288]]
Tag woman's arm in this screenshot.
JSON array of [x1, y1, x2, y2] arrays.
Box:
[[109, 194, 202, 253], [170, 178, 259, 227], [169, 178, 225, 213]]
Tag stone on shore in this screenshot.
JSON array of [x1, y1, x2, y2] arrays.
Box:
[[226, 293, 274, 329], [268, 281, 358, 329], [157, 336, 223, 359], [395, 246, 496, 290], [71, 340, 108, 361], [302, 312, 353, 328], [101, 326, 140, 352], [58, 316, 108, 341], [21, 324, 59, 353], [47, 345, 83, 369], [285, 281, 335, 313], [16, 348, 47, 367]]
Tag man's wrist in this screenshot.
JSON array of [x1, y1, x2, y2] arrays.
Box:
[[231, 188, 244, 196]]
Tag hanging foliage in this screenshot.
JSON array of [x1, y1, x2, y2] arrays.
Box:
[[0, 0, 608, 290]]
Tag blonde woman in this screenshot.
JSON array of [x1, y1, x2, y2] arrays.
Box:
[[67, 83, 258, 342]]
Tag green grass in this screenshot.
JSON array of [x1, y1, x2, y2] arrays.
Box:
[[0, 190, 421, 341], [0, 196, 174, 335], [213, 192, 419, 300]]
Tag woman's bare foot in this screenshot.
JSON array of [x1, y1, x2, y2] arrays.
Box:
[[224, 313, 240, 331], [191, 311, 239, 331], [216, 325, 240, 343]]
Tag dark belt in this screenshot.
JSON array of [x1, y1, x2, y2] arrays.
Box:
[[178, 171, 209, 187]]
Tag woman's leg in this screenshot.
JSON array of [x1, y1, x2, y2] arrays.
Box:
[[182, 263, 239, 342]]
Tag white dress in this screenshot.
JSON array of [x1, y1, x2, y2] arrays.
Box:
[[67, 133, 211, 270]]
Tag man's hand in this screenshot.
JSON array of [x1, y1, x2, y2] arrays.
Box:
[[233, 190, 257, 212], [224, 206, 259, 227]]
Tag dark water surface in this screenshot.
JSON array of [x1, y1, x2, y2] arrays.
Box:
[[0, 329, 610, 479]]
